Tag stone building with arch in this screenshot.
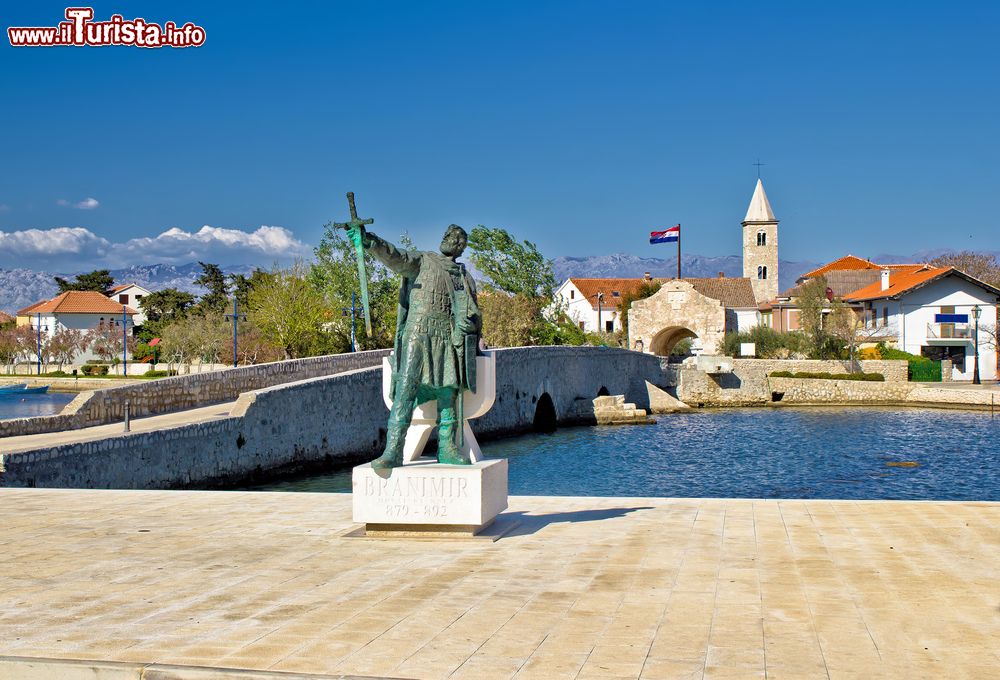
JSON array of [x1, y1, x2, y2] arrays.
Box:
[[628, 277, 757, 356]]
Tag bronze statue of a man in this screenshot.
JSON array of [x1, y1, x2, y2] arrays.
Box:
[[345, 223, 481, 470]]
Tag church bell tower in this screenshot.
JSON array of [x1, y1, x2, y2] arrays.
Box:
[[742, 178, 779, 304]]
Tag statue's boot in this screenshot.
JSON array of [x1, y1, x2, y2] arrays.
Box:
[[436, 417, 471, 465], [372, 417, 408, 471]]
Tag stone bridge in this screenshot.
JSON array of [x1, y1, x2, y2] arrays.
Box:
[[0, 347, 667, 489]]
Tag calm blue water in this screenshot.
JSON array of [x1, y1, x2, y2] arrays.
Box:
[[0, 392, 75, 420], [247, 407, 1000, 500]]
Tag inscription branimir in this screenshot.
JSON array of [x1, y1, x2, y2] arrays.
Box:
[[363, 475, 470, 499]]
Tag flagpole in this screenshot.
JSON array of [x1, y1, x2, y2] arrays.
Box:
[[677, 224, 681, 279]]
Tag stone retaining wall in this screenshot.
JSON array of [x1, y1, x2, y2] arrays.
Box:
[[768, 377, 920, 404], [0, 350, 391, 439], [0, 347, 665, 489], [674, 358, 908, 406]]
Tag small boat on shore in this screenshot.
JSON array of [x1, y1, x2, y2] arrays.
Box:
[[0, 384, 49, 395]]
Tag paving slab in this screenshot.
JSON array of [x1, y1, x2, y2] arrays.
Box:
[[0, 489, 998, 679]]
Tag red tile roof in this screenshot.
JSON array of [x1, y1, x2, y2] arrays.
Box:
[[566, 278, 655, 309], [566, 276, 757, 310], [844, 266, 950, 301], [801, 255, 883, 278], [16, 291, 138, 316], [802, 255, 929, 280], [0, 310, 13, 324]]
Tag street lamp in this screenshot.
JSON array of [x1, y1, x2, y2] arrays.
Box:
[[972, 304, 982, 385], [34, 311, 48, 375], [114, 305, 133, 377], [341, 292, 362, 352], [225, 298, 248, 367]]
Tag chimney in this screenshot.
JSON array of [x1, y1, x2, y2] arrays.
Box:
[[880, 269, 890, 291], [643, 272, 652, 281], [718, 271, 725, 278]]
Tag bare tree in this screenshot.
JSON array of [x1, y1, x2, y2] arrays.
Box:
[[45, 327, 88, 371], [90, 322, 136, 366], [826, 302, 883, 371], [929, 251, 1000, 288]]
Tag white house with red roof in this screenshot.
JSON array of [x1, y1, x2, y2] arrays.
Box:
[[107, 283, 151, 325], [16, 291, 139, 363], [766, 255, 1000, 381], [845, 266, 999, 381]]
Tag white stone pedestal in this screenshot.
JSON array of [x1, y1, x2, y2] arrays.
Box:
[[351, 458, 509, 538]]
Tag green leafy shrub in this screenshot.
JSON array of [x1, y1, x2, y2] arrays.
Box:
[[141, 370, 178, 378], [722, 327, 812, 358], [876, 343, 941, 382], [80, 364, 109, 376], [45, 370, 69, 377]]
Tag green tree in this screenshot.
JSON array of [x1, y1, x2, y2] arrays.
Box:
[[308, 224, 407, 351], [796, 276, 829, 348], [618, 281, 662, 336], [139, 288, 197, 325], [194, 262, 230, 314], [467, 226, 555, 297], [249, 262, 329, 359], [478, 292, 544, 348], [54, 269, 115, 293], [230, 269, 273, 309]]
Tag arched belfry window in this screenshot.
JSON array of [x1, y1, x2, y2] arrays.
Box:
[[757, 231, 767, 246], [757, 265, 768, 280]]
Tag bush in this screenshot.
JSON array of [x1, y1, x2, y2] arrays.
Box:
[[722, 327, 811, 358], [769, 371, 885, 382], [141, 369, 178, 378], [875, 343, 941, 382], [45, 370, 69, 377], [80, 364, 109, 376]]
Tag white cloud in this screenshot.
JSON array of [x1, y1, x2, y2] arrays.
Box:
[[0, 225, 309, 269], [56, 197, 101, 210], [117, 225, 309, 265], [0, 227, 111, 258], [75, 197, 100, 210]]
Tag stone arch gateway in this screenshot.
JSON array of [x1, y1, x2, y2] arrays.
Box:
[[649, 326, 698, 357], [628, 280, 727, 357]]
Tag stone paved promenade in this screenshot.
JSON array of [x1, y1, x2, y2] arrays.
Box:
[[1, 489, 998, 679]]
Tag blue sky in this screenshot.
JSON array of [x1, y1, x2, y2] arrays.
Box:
[[1, 1, 998, 270]]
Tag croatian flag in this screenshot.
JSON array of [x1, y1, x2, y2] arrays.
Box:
[[650, 224, 680, 244]]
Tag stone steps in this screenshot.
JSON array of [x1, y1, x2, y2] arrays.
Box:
[[592, 395, 656, 425]]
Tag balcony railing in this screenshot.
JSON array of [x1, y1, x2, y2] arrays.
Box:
[[926, 322, 973, 339]]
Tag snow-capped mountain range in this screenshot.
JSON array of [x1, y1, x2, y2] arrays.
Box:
[[1, 250, 990, 314], [0, 263, 259, 314]]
